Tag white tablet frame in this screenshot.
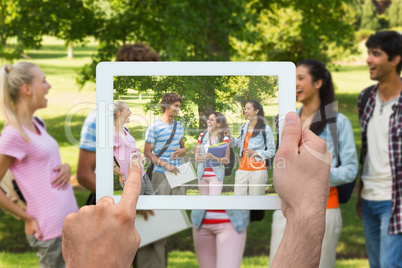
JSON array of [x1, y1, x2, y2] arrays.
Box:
[[96, 62, 295, 209]]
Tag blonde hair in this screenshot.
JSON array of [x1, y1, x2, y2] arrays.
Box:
[[113, 101, 126, 122], [0, 62, 37, 142]]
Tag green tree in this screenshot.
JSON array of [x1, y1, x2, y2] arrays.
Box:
[[360, 0, 380, 30], [388, 0, 402, 27], [80, 0, 357, 130], [0, 0, 99, 61], [232, 0, 357, 63], [0, 0, 46, 60]]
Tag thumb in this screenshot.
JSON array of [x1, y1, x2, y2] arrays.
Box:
[[277, 112, 301, 157]]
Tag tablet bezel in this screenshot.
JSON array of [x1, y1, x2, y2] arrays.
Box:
[[96, 62, 295, 209]]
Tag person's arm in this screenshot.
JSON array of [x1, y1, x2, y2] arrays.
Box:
[[51, 163, 71, 190], [271, 112, 331, 268], [62, 156, 142, 268], [171, 138, 186, 159], [0, 154, 43, 239], [329, 116, 359, 187], [77, 149, 96, 193], [248, 125, 276, 160], [144, 142, 179, 174]]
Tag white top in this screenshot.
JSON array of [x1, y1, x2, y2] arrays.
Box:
[[361, 92, 397, 201]]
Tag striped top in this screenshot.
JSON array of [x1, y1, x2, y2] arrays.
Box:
[[0, 119, 78, 241], [202, 210, 230, 224], [145, 119, 184, 173], [79, 110, 96, 152], [198, 133, 229, 177]]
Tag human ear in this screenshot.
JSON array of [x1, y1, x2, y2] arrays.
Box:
[[21, 84, 33, 96], [392, 55, 401, 68], [314, 79, 323, 90]]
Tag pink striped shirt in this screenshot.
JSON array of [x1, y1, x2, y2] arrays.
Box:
[[0, 120, 78, 241], [113, 128, 145, 179]]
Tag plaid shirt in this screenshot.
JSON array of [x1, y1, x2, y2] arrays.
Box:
[[358, 84, 402, 234]]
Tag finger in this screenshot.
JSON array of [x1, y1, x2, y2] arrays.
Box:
[[118, 158, 142, 216], [53, 164, 61, 171], [35, 225, 43, 240], [300, 128, 332, 165], [276, 112, 301, 158], [97, 196, 115, 207]]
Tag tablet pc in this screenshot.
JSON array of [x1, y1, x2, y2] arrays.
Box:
[[96, 62, 295, 209]]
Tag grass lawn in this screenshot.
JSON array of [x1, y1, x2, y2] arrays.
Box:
[[0, 251, 369, 268], [0, 37, 375, 267]]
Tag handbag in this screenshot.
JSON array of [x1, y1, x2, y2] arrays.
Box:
[[146, 120, 177, 180]]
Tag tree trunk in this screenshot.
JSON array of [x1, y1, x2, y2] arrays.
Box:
[[198, 82, 216, 132], [196, 29, 230, 132], [68, 42, 73, 59]]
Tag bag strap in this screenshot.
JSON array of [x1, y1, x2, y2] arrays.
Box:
[[33, 116, 45, 129], [262, 125, 267, 150], [360, 85, 376, 114], [328, 114, 339, 167], [156, 120, 177, 158], [199, 131, 207, 145], [240, 124, 245, 156]]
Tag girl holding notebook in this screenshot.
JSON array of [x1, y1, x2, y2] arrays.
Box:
[[195, 112, 230, 195], [193, 112, 248, 267], [232, 100, 276, 195]]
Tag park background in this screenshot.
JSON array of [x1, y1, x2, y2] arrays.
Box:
[[1, 0, 402, 267]]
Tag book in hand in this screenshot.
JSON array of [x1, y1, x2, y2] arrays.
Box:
[[204, 142, 228, 168], [164, 162, 197, 189]]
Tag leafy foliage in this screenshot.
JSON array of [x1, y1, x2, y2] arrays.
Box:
[[0, 0, 99, 61], [388, 0, 402, 27], [360, 0, 380, 30], [232, 0, 357, 64]]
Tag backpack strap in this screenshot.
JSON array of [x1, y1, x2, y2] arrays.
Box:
[[199, 131, 207, 145], [360, 85, 376, 114], [262, 125, 267, 150], [156, 120, 177, 158], [33, 116, 45, 129], [328, 114, 339, 166]]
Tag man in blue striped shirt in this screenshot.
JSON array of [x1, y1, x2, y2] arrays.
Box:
[[144, 92, 187, 195]]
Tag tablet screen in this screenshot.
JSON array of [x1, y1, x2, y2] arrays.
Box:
[[96, 62, 295, 209]]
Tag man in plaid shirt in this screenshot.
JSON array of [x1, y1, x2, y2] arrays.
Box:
[[357, 31, 402, 267]]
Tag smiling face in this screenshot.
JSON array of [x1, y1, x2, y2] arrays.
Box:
[[207, 113, 221, 131], [244, 102, 258, 121], [165, 101, 181, 118], [120, 103, 131, 124], [30, 66, 51, 110], [366, 47, 397, 82], [296, 65, 320, 104]]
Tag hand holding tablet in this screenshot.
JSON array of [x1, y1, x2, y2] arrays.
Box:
[[62, 157, 142, 267]]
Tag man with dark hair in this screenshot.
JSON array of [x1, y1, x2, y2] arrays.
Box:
[[115, 43, 160, 62], [144, 92, 186, 195], [357, 30, 402, 267]]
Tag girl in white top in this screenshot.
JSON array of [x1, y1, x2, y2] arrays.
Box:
[[0, 62, 78, 268]]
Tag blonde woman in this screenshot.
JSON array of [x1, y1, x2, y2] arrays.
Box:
[[0, 62, 78, 267], [113, 101, 153, 194]]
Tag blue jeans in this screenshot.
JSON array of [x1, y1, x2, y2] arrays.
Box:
[[361, 199, 402, 268]]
